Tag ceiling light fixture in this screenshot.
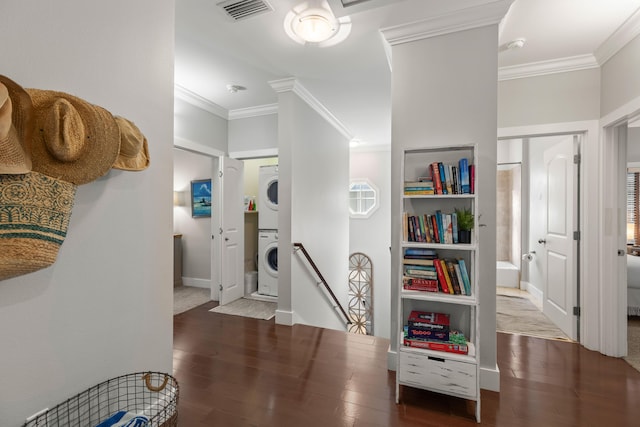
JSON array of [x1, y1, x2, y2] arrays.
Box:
[[226, 84, 247, 93], [506, 38, 526, 50], [284, 2, 351, 47]]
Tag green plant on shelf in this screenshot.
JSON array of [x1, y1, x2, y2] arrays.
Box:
[[455, 208, 474, 231]]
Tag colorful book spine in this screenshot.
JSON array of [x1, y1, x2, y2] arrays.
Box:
[[403, 338, 469, 354], [439, 259, 455, 294], [431, 163, 443, 194], [438, 163, 447, 194], [459, 158, 470, 194], [458, 258, 471, 296], [453, 263, 466, 295], [451, 212, 459, 244]]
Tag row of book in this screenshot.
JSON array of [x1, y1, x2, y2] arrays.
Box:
[[404, 159, 475, 196], [403, 311, 469, 355], [402, 248, 472, 295], [403, 210, 462, 244], [430, 159, 474, 195]]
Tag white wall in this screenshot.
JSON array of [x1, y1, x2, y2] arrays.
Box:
[[228, 114, 278, 155], [277, 85, 350, 331], [601, 34, 640, 117], [174, 97, 228, 153], [350, 149, 392, 339], [390, 25, 499, 389], [498, 68, 601, 128], [173, 148, 214, 287], [0, 1, 175, 425]]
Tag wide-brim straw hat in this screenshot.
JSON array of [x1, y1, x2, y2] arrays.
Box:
[[26, 89, 120, 185], [0, 75, 33, 174], [113, 116, 149, 171], [0, 172, 76, 281]]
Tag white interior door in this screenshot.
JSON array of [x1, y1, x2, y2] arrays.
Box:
[[220, 157, 244, 306], [541, 137, 578, 340]]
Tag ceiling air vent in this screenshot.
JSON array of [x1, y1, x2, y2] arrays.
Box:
[[217, 0, 274, 21]]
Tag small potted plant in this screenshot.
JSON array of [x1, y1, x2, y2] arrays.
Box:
[[455, 208, 474, 244]]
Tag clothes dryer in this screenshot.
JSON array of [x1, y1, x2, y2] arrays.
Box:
[[258, 230, 278, 297], [258, 165, 278, 230]]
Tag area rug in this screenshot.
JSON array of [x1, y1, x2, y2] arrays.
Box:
[[497, 294, 572, 341], [625, 316, 640, 372], [209, 298, 276, 320], [174, 286, 211, 315]]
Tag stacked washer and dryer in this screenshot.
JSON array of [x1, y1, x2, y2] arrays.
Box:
[[257, 165, 278, 297]]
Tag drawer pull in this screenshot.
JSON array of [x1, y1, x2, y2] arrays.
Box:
[[428, 356, 445, 363]]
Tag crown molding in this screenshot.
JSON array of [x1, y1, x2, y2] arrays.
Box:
[[595, 6, 640, 66], [174, 84, 228, 119], [380, 0, 513, 46], [228, 103, 278, 120], [269, 78, 353, 140], [498, 54, 599, 81]]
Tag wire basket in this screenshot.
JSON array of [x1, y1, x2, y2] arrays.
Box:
[[23, 372, 178, 427]]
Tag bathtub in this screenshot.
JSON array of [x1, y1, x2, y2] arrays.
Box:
[[496, 261, 520, 288]]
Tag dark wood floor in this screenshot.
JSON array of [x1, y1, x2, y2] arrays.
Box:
[[173, 301, 640, 426]]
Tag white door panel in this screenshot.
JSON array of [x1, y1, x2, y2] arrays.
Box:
[[220, 157, 244, 306], [542, 137, 577, 340]]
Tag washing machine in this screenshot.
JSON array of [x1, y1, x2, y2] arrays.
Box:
[[258, 165, 278, 230], [258, 230, 278, 297]]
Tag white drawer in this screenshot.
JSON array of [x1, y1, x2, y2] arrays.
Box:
[[399, 352, 477, 398]]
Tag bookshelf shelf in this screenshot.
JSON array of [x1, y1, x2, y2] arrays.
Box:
[[395, 144, 480, 422]]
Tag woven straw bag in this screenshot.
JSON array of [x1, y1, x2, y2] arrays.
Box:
[[0, 172, 76, 280]]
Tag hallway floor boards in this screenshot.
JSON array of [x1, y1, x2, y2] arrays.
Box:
[[173, 301, 640, 426]]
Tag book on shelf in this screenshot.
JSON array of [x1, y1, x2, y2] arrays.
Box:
[[445, 260, 462, 295], [451, 212, 459, 244], [453, 263, 466, 295], [432, 259, 449, 293], [404, 247, 437, 257], [430, 162, 443, 194], [443, 214, 453, 244], [402, 258, 435, 266], [403, 337, 469, 355], [470, 164, 475, 194], [439, 259, 455, 294], [457, 258, 472, 295], [459, 158, 470, 194], [438, 163, 447, 194], [402, 276, 439, 292]]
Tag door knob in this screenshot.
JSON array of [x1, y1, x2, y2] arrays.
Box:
[[538, 238, 546, 244], [225, 237, 229, 242]]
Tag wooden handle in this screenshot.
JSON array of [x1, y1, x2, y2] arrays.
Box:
[[142, 373, 169, 392]]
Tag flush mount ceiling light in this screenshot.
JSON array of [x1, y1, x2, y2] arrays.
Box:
[[284, 2, 351, 47], [226, 84, 247, 93], [506, 38, 526, 50]]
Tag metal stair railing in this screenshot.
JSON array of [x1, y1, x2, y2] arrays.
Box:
[[293, 242, 351, 326]]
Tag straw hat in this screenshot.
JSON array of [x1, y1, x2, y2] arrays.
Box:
[[113, 116, 149, 171], [26, 89, 120, 185], [0, 172, 76, 280], [0, 75, 33, 174]]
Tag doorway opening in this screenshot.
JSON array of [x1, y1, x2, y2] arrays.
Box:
[[496, 135, 580, 342]]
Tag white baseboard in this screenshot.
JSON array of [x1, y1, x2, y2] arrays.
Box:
[[387, 348, 397, 371], [480, 364, 500, 392], [521, 281, 543, 305], [275, 309, 294, 326], [181, 277, 211, 289]]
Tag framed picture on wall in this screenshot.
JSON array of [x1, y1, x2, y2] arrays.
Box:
[[191, 179, 212, 218]]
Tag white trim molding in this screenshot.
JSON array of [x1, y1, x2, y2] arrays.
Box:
[[275, 309, 294, 326], [174, 84, 228, 119], [174, 137, 226, 158], [498, 54, 599, 81], [380, 0, 513, 46], [229, 148, 278, 159], [229, 104, 278, 120], [480, 365, 500, 392], [595, 6, 640, 66], [269, 77, 353, 141]]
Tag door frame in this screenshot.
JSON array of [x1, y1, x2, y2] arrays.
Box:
[[601, 98, 640, 357], [498, 121, 599, 350], [174, 138, 225, 301]]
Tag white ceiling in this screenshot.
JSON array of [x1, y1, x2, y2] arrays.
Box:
[[175, 0, 640, 148]]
